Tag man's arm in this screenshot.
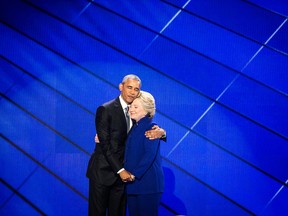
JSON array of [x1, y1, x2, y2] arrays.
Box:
[[145, 125, 166, 141], [95, 107, 134, 182], [96, 106, 123, 173]]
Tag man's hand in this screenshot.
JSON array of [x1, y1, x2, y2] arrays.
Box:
[[94, 134, 99, 143], [119, 170, 134, 182], [145, 125, 166, 140]]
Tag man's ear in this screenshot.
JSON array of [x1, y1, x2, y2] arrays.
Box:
[[119, 83, 123, 91]]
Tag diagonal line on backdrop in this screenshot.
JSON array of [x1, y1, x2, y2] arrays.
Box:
[[0, 54, 94, 116], [0, 177, 46, 215], [162, 157, 257, 216], [1, 133, 88, 201], [259, 178, 288, 215], [138, 0, 191, 57], [0, 92, 90, 156], [240, 18, 288, 72]]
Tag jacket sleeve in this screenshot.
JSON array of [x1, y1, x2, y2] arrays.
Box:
[[95, 105, 122, 173], [132, 137, 161, 179]]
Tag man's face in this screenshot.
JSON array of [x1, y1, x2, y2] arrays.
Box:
[[119, 79, 140, 104]]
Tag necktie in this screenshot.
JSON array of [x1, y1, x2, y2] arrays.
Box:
[[125, 106, 130, 133]]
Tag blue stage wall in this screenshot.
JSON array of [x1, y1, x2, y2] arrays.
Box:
[[1, 0, 288, 215]]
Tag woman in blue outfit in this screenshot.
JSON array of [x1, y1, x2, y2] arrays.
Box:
[[124, 91, 164, 216]]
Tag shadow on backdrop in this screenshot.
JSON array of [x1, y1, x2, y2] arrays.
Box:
[[162, 166, 187, 216]]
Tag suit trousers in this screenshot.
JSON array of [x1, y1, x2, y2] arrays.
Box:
[[88, 179, 126, 216]]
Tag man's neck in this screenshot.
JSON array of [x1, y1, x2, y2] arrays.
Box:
[[119, 95, 129, 108]]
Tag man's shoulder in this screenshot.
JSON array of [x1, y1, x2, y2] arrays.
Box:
[[97, 97, 120, 114], [100, 97, 119, 108], [104, 97, 119, 105]]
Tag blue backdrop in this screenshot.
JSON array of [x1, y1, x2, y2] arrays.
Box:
[[1, 0, 288, 215]]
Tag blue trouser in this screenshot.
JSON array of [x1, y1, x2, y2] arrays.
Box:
[[127, 193, 162, 216]]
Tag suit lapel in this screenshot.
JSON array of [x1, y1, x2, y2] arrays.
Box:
[[114, 97, 127, 131]]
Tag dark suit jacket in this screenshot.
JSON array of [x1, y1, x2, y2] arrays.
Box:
[[86, 97, 128, 186]]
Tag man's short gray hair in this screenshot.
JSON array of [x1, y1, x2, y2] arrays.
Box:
[[122, 74, 142, 87]]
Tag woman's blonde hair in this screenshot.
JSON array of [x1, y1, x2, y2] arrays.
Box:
[[137, 91, 156, 118]]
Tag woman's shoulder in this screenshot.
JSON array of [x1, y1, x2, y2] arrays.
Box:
[[143, 121, 158, 132]]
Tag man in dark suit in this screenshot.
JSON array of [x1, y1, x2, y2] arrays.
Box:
[[86, 74, 166, 216]]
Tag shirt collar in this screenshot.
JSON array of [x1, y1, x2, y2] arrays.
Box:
[[119, 95, 129, 110]]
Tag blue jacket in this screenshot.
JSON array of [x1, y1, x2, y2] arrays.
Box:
[[124, 116, 164, 194]]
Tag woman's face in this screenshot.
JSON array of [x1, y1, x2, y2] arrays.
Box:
[[129, 98, 147, 122]]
